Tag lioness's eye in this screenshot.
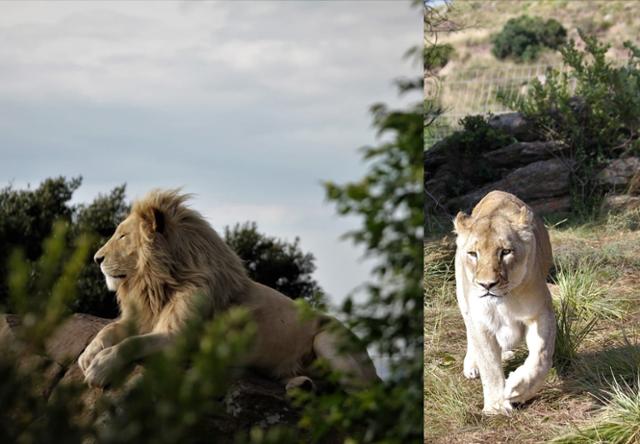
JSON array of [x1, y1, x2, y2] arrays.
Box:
[[119, 233, 127, 240], [501, 249, 512, 256], [467, 251, 477, 258]]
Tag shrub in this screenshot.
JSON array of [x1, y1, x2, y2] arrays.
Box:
[[491, 15, 567, 62], [509, 32, 640, 215], [0, 177, 126, 317]]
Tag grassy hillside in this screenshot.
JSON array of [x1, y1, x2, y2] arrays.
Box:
[[432, 1, 640, 131], [424, 209, 640, 443]]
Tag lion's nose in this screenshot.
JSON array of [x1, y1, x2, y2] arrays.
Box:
[[94, 254, 105, 265], [477, 280, 498, 290]]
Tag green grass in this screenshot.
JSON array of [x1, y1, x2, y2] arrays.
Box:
[[551, 377, 640, 443]]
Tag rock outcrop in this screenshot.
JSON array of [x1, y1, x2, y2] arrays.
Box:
[[0, 313, 303, 442], [425, 111, 640, 218]]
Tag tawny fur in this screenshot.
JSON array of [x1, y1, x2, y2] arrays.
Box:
[[453, 190, 555, 415], [78, 189, 378, 390]]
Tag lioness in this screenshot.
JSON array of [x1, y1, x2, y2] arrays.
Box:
[[78, 189, 378, 391], [453, 190, 555, 414]]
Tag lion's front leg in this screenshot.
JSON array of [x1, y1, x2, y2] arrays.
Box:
[[504, 308, 555, 404], [78, 321, 129, 373], [84, 332, 172, 387], [471, 325, 512, 415]]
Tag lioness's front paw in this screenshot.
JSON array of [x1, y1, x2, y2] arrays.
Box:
[[501, 350, 515, 361], [78, 338, 106, 373], [463, 354, 479, 379], [504, 368, 533, 404], [84, 346, 122, 388], [482, 399, 513, 415]]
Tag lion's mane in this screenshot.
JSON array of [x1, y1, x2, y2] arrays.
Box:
[[120, 189, 251, 318]]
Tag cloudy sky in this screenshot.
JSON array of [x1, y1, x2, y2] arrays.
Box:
[[0, 1, 421, 306]]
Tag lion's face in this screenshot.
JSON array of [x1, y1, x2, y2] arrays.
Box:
[[94, 215, 144, 291], [454, 213, 535, 300]]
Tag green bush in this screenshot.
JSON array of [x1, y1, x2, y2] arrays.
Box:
[[0, 177, 127, 318], [491, 15, 567, 62], [509, 32, 640, 215]]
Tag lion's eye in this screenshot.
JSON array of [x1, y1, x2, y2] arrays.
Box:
[[467, 251, 477, 259], [119, 233, 127, 240], [501, 249, 512, 256]]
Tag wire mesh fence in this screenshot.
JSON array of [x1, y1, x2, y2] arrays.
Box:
[[425, 64, 567, 147]]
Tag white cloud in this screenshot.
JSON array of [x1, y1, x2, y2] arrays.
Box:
[[0, 1, 420, 303]]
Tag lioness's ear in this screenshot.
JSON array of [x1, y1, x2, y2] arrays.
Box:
[[453, 211, 470, 233], [518, 206, 534, 227]]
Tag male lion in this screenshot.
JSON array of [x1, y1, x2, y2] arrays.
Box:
[[78, 189, 378, 391], [453, 190, 555, 415]]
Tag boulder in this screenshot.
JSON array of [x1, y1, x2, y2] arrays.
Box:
[[601, 194, 640, 213], [487, 112, 537, 141], [1, 313, 306, 440], [597, 157, 640, 187], [448, 158, 572, 213], [483, 141, 566, 168]]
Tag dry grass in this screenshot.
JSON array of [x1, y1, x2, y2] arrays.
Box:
[[432, 1, 640, 127], [424, 209, 640, 443]]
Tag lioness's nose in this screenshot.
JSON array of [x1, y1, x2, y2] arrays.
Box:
[[94, 254, 104, 265], [477, 280, 498, 290]]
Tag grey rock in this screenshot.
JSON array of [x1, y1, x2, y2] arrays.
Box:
[[597, 157, 640, 187], [449, 158, 572, 212], [2, 313, 307, 439], [483, 141, 566, 167], [601, 194, 640, 212], [487, 112, 537, 141]]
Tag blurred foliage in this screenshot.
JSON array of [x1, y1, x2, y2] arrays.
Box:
[[505, 31, 640, 215], [1, 221, 94, 442], [1, 225, 258, 443], [491, 15, 567, 62], [315, 23, 423, 442], [224, 222, 326, 309]]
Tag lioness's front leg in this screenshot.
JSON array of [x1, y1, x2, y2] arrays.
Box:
[[78, 320, 130, 373], [504, 308, 555, 404], [471, 325, 512, 415], [84, 332, 172, 387]]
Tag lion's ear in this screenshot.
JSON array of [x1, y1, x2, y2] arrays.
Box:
[[518, 206, 534, 227], [141, 207, 165, 234], [453, 211, 470, 233]]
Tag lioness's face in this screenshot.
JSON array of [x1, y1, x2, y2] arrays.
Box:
[[94, 215, 142, 291], [455, 216, 534, 299]]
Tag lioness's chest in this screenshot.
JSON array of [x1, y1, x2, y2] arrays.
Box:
[[475, 299, 524, 351]]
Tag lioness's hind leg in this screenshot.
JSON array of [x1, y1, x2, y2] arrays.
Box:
[[312, 328, 379, 390]]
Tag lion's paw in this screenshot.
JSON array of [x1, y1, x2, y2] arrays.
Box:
[[285, 376, 316, 393], [78, 338, 107, 374], [84, 346, 122, 388]]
